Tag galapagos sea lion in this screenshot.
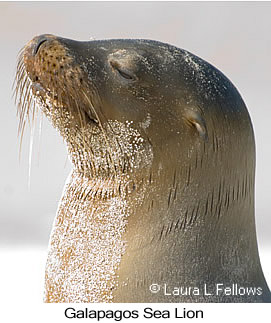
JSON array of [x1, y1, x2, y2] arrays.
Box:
[[15, 34, 271, 302]]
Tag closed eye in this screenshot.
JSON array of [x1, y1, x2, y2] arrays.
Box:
[[117, 68, 134, 80], [109, 60, 137, 81]]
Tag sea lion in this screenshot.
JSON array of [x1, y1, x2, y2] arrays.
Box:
[[15, 34, 271, 302]]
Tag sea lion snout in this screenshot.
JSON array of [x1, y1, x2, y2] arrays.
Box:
[[23, 34, 73, 81], [16, 34, 101, 150]]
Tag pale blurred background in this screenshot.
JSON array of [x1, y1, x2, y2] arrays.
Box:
[[0, 1, 270, 304]]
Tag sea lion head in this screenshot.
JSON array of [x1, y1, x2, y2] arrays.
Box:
[[15, 34, 254, 188]]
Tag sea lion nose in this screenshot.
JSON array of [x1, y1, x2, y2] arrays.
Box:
[[32, 35, 49, 55]]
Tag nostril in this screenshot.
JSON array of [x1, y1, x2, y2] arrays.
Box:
[[33, 37, 48, 55]]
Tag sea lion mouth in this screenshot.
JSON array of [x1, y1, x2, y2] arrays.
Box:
[[30, 80, 98, 126]]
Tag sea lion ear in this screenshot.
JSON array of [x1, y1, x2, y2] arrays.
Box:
[[183, 109, 208, 142]]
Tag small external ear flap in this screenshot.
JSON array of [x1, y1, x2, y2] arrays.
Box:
[[183, 109, 208, 142]]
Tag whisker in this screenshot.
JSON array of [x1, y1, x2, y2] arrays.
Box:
[[37, 112, 43, 165], [28, 114, 36, 189], [18, 120, 26, 161]]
